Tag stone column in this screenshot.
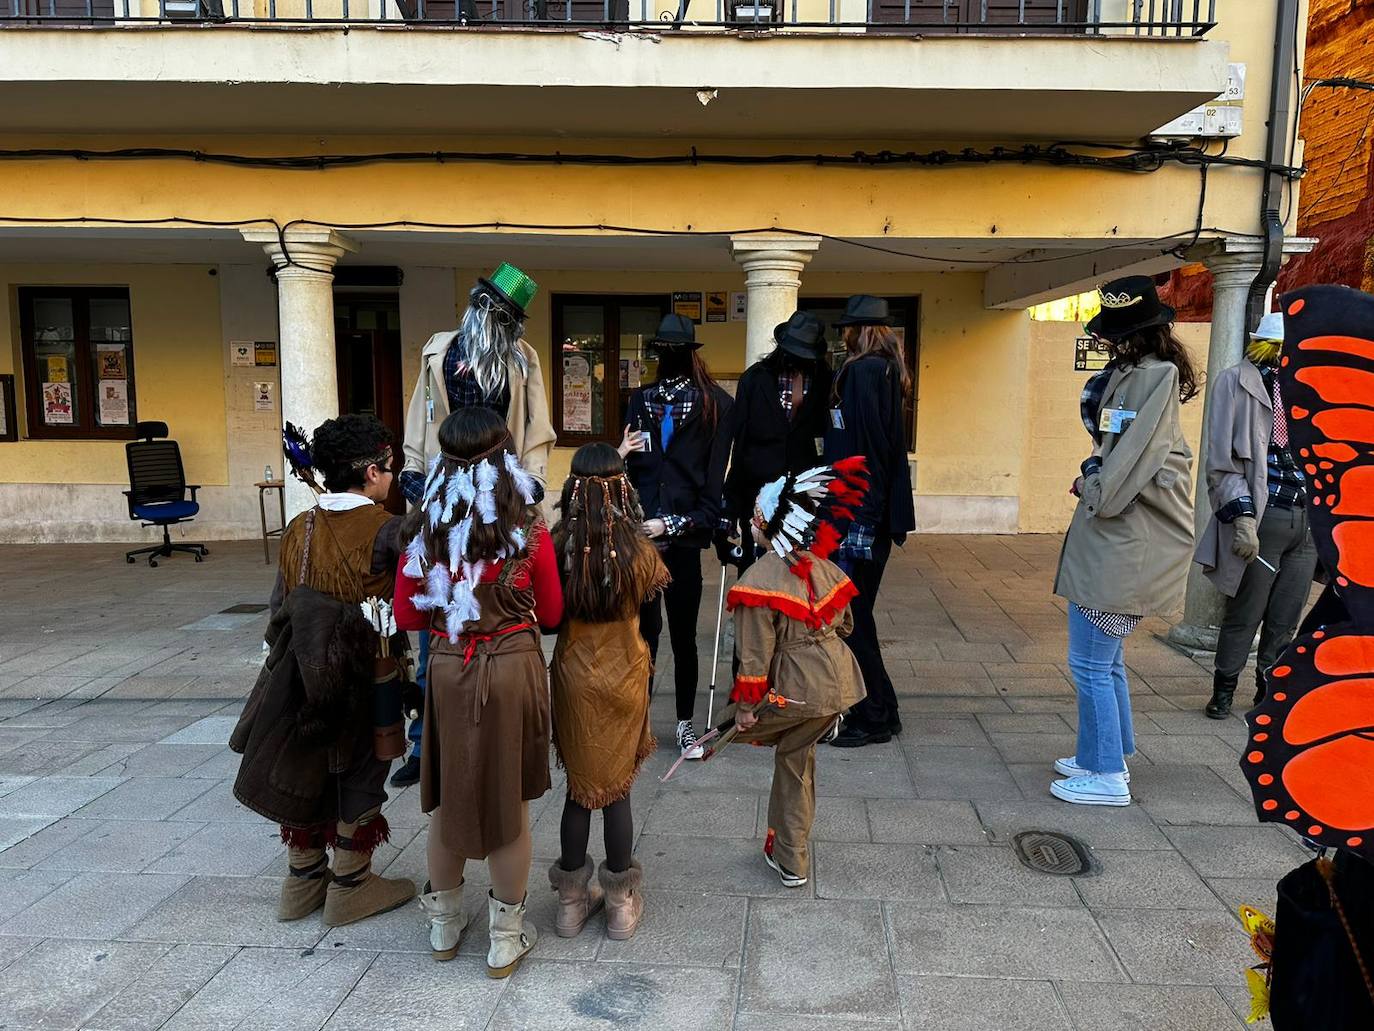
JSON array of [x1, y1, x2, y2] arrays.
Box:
[[730, 235, 821, 367], [241, 227, 359, 518], [1166, 247, 1266, 653]]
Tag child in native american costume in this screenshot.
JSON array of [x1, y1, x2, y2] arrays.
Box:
[[230, 414, 416, 927], [728, 457, 868, 888], [547, 443, 670, 941], [393, 407, 563, 979]]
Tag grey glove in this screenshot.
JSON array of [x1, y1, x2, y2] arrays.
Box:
[[1231, 515, 1260, 562]]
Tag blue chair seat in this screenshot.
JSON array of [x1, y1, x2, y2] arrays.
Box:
[[132, 500, 199, 522]]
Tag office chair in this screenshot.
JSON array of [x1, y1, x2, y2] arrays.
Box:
[[123, 420, 209, 567]]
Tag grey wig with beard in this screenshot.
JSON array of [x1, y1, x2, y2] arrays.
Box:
[[461, 285, 530, 399]]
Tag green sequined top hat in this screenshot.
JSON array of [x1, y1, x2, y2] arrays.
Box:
[[477, 262, 538, 318]]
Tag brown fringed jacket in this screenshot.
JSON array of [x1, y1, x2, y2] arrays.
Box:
[[726, 550, 865, 715]]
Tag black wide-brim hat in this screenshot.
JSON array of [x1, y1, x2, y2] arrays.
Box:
[[835, 294, 892, 327], [648, 313, 701, 350], [773, 310, 827, 361], [1084, 274, 1175, 341]]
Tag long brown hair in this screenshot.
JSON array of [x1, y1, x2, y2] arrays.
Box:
[[653, 347, 723, 430], [837, 325, 911, 399], [1105, 325, 1200, 404], [551, 443, 650, 623], [400, 407, 539, 569]]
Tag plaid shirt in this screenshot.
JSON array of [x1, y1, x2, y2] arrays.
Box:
[[1216, 366, 1305, 522], [1077, 605, 1141, 639], [443, 337, 511, 417], [646, 376, 701, 537], [777, 370, 811, 417], [1080, 362, 1116, 444]]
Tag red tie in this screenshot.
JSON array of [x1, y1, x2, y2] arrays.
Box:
[[1272, 375, 1289, 449]]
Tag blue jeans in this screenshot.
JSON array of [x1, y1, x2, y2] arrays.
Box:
[[1066, 604, 1134, 775], [407, 633, 428, 760]]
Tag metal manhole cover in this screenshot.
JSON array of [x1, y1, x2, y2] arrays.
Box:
[[1012, 830, 1091, 876], [221, 603, 268, 614]]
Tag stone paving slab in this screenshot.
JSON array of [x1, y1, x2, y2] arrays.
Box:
[[0, 536, 1305, 1030]]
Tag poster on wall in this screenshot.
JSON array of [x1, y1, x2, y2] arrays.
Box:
[[705, 292, 728, 323], [254, 341, 278, 367], [730, 292, 747, 322], [672, 292, 703, 324], [96, 344, 127, 380], [46, 356, 69, 383], [619, 358, 643, 390], [253, 381, 275, 412], [231, 341, 255, 367], [99, 380, 130, 425], [42, 381, 74, 424], [563, 355, 593, 433]]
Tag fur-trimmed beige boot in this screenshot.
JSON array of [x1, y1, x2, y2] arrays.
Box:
[[277, 828, 331, 921], [598, 859, 644, 941], [419, 880, 468, 961], [548, 857, 604, 938], [486, 891, 537, 978], [322, 810, 416, 928]]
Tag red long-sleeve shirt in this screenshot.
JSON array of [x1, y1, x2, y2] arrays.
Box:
[[394, 523, 563, 633]]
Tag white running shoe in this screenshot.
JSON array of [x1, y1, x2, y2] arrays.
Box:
[[1050, 772, 1131, 807], [676, 720, 704, 760], [1054, 756, 1130, 783]]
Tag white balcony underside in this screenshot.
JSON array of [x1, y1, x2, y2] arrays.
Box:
[[0, 26, 1228, 138]]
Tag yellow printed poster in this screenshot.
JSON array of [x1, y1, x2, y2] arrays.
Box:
[[47, 356, 69, 383], [705, 292, 728, 323]]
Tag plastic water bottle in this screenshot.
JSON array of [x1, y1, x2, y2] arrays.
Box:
[[264, 464, 274, 482]]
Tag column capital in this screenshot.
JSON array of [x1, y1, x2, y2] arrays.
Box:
[[1187, 235, 1318, 278], [240, 226, 359, 278], [730, 234, 822, 270]]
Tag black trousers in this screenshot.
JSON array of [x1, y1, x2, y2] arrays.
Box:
[[640, 543, 705, 722], [843, 533, 900, 731]]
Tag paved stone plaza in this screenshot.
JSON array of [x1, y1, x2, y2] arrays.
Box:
[[0, 536, 1307, 1030]]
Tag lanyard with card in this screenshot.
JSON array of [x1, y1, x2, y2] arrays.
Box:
[[425, 382, 435, 424], [1099, 398, 1137, 435], [830, 408, 845, 430]]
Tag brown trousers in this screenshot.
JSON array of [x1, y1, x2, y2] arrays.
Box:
[[737, 713, 840, 877]]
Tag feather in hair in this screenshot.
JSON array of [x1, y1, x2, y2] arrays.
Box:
[[474, 460, 499, 523], [402, 532, 427, 579], [504, 451, 538, 504]]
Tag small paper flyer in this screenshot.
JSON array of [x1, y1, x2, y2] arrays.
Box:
[[254, 381, 275, 412], [43, 381, 74, 424], [99, 380, 130, 425], [96, 344, 127, 380]]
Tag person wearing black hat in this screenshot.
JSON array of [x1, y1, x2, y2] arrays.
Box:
[[620, 313, 734, 760], [718, 310, 834, 577], [824, 295, 916, 748], [1051, 275, 1198, 806]]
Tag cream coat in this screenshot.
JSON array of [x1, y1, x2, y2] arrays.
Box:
[[402, 331, 557, 489], [1053, 356, 1196, 617], [1193, 361, 1272, 599]]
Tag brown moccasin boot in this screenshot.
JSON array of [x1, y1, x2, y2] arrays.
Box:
[[322, 811, 415, 928], [278, 830, 332, 922]]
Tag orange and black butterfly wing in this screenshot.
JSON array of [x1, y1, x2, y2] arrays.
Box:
[[1244, 285, 1374, 859]]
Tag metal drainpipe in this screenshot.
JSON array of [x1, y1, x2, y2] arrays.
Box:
[[1244, 0, 1300, 330]]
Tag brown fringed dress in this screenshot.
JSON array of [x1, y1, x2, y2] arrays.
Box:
[[550, 542, 670, 808]]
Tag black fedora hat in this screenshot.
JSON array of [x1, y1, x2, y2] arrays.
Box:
[[835, 295, 891, 327], [648, 313, 701, 350], [1084, 275, 1175, 341], [773, 311, 827, 361]]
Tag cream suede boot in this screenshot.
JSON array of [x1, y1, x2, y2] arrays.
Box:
[[419, 880, 468, 961], [486, 891, 537, 978]]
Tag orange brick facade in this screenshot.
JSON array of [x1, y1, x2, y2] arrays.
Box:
[[1163, 0, 1374, 321]]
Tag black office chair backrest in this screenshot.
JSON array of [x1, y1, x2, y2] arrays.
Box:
[[127, 431, 187, 506], [136, 420, 169, 440]]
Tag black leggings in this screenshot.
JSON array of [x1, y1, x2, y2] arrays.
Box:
[[639, 543, 705, 722], [558, 794, 634, 874]]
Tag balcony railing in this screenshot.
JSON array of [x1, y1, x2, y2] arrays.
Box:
[[1, 0, 1217, 35]]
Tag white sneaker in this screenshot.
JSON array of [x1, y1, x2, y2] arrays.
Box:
[[1050, 772, 1131, 807], [676, 720, 704, 760], [1054, 756, 1130, 783]]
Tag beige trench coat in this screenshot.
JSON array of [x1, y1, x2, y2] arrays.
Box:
[[1053, 356, 1195, 617], [402, 331, 557, 490], [1193, 361, 1272, 599]]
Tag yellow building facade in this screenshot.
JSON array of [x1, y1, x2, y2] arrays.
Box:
[[0, 1, 1313, 545]]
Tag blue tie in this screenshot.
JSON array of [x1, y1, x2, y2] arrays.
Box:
[[661, 404, 675, 452]]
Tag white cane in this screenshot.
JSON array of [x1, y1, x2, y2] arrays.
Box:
[[705, 561, 730, 727]]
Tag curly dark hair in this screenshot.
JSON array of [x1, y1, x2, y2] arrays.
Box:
[[1105, 325, 1200, 404], [311, 414, 394, 493]]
